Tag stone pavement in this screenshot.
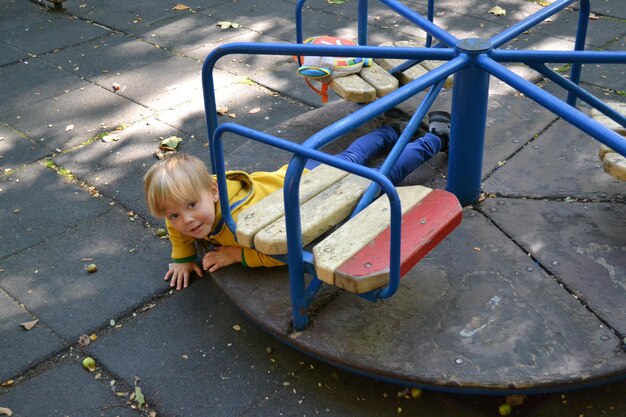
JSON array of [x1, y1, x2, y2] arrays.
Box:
[[0, 0, 625, 416]]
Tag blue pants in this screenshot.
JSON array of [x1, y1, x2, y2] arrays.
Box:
[[305, 126, 441, 186]]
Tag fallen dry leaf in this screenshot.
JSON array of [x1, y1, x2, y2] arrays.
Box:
[[20, 319, 39, 330], [248, 107, 261, 114], [228, 113, 236, 118], [159, 136, 183, 152], [488, 5, 506, 16], [78, 334, 92, 347], [233, 324, 241, 331], [0, 407, 12, 416], [1, 380, 13, 387], [216, 105, 229, 115], [134, 385, 146, 409], [173, 3, 190, 11], [112, 83, 121, 92]]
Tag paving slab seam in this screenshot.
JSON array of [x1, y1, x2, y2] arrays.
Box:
[[481, 115, 561, 180], [475, 203, 626, 343]]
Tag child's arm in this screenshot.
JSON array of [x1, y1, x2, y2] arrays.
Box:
[[165, 262, 203, 290], [202, 245, 284, 272], [202, 246, 242, 272]]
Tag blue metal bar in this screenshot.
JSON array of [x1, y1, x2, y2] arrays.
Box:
[[529, 63, 626, 131], [353, 79, 446, 215], [568, 0, 590, 106], [378, 0, 458, 47], [357, 0, 368, 46], [295, 0, 306, 45], [388, 43, 448, 75], [490, 49, 626, 64], [426, 0, 434, 48], [489, 0, 577, 48], [446, 42, 491, 206], [479, 56, 626, 156]]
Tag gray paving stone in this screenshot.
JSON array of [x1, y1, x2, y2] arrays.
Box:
[[589, 0, 626, 20], [0, 41, 24, 66], [526, 379, 626, 417], [159, 0, 232, 11], [54, 117, 209, 220], [2, 83, 152, 152], [86, 277, 311, 417], [137, 12, 252, 55], [64, 0, 180, 34], [0, 209, 170, 341], [0, 123, 50, 173], [156, 83, 312, 157], [198, 0, 297, 42], [580, 34, 626, 93], [0, 11, 111, 56], [480, 198, 626, 334], [530, 8, 625, 50], [0, 163, 109, 259], [0, 356, 142, 417], [91, 54, 204, 112], [242, 360, 488, 417], [0, 59, 89, 114], [483, 117, 626, 201], [42, 32, 174, 84], [0, 0, 65, 33], [0, 288, 65, 381]]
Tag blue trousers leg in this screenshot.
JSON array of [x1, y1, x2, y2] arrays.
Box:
[[305, 127, 441, 186], [383, 132, 441, 185]]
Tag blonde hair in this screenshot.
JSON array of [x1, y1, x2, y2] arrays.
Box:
[[144, 153, 214, 217]]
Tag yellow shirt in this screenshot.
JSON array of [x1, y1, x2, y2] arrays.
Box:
[[166, 166, 290, 267]]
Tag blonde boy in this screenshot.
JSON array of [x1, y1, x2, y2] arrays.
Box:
[[144, 153, 287, 290]]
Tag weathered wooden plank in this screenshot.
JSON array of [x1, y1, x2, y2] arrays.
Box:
[[357, 62, 399, 98], [590, 101, 626, 181], [235, 164, 349, 247], [254, 174, 371, 255], [590, 102, 626, 134], [313, 185, 432, 284], [329, 74, 377, 103], [374, 56, 429, 85], [333, 190, 462, 294]]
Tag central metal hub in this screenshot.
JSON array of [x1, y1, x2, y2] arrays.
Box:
[[456, 38, 493, 53]]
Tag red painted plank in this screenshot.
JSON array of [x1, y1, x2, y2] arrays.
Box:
[[336, 190, 462, 284]]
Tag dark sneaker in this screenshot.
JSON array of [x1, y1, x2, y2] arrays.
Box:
[[383, 108, 428, 139], [428, 111, 451, 153]]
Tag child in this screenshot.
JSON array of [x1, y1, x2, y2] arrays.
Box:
[[143, 110, 450, 290]]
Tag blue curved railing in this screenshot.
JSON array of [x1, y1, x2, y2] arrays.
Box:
[[203, 0, 626, 330]]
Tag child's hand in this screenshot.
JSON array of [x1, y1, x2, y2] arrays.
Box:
[[202, 246, 241, 272], [164, 262, 203, 291]]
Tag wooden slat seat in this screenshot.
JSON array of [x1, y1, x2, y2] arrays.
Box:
[[235, 165, 462, 293], [313, 187, 462, 294], [590, 102, 626, 181], [327, 39, 454, 103]]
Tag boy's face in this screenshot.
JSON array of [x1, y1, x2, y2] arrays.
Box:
[[164, 184, 219, 239]]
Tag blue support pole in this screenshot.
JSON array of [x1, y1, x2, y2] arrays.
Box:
[[357, 0, 368, 46], [567, 0, 590, 106], [446, 39, 492, 206]]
